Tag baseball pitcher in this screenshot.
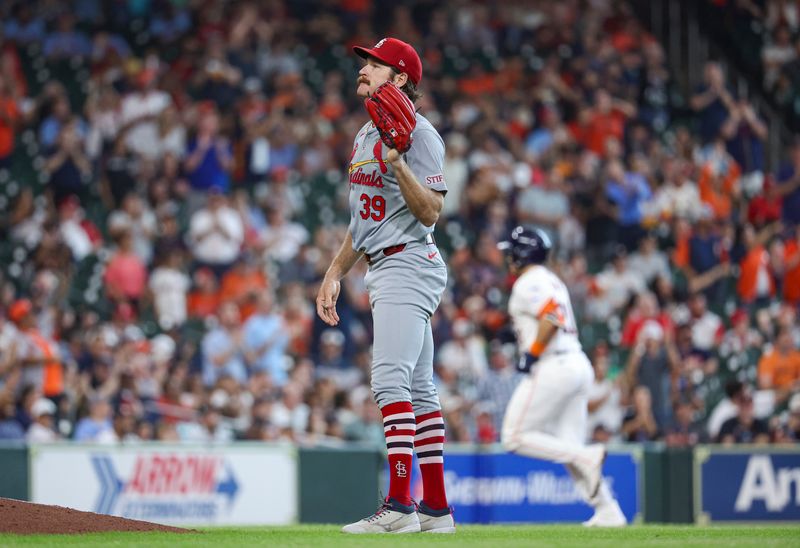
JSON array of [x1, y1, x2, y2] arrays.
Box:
[[498, 226, 627, 527], [316, 37, 454, 534]]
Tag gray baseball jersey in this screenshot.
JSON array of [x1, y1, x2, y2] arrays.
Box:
[[347, 113, 447, 255]]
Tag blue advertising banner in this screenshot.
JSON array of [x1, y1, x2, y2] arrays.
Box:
[[695, 448, 800, 523], [385, 447, 641, 524]]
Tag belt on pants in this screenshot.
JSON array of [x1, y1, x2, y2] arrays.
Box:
[[364, 243, 406, 265], [363, 234, 435, 265]]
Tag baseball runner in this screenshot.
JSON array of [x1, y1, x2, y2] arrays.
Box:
[[498, 226, 627, 527], [316, 37, 454, 534]]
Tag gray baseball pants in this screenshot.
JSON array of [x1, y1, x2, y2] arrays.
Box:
[[364, 239, 447, 415]]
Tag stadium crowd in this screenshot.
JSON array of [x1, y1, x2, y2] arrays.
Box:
[[701, 0, 800, 132], [0, 0, 799, 449]]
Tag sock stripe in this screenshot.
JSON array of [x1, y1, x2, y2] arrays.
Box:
[[387, 447, 414, 455], [414, 436, 444, 447], [416, 423, 445, 435], [386, 441, 414, 449], [383, 418, 417, 427], [415, 442, 444, 452], [415, 410, 443, 422], [386, 435, 415, 443], [415, 432, 445, 443], [414, 438, 444, 452], [384, 427, 416, 435], [418, 456, 444, 465], [383, 411, 416, 422], [416, 449, 443, 459], [382, 401, 413, 413], [416, 417, 445, 429], [415, 440, 444, 450]]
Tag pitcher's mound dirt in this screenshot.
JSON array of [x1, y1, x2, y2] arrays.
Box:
[[0, 498, 188, 535]]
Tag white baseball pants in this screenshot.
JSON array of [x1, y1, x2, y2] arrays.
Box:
[[501, 351, 617, 506]]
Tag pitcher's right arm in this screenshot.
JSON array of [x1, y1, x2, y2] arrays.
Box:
[[316, 230, 363, 326]]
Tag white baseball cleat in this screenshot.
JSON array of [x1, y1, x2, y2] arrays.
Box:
[[576, 444, 607, 500], [582, 501, 627, 528], [417, 501, 456, 533], [341, 497, 421, 534]]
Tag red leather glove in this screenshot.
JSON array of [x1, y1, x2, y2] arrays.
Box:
[[364, 82, 416, 154]]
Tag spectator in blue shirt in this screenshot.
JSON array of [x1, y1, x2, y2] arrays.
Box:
[[43, 14, 91, 60], [73, 396, 115, 442], [605, 159, 652, 250], [184, 108, 233, 193], [90, 32, 132, 65], [150, 5, 192, 43], [691, 62, 736, 144], [267, 125, 299, 175], [4, 5, 45, 45], [202, 302, 248, 387], [75, 0, 105, 25], [776, 139, 800, 225], [0, 398, 24, 441], [525, 107, 562, 160], [45, 119, 92, 206], [724, 99, 767, 175], [689, 214, 722, 276], [39, 95, 86, 152], [688, 210, 731, 304], [243, 292, 290, 387], [0, 419, 24, 440]]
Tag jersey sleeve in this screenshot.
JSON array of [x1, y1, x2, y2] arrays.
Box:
[[523, 271, 566, 327], [537, 298, 566, 327], [405, 128, 447, 193]]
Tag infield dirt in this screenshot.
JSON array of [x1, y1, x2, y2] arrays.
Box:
[[0, 497, 188, 535]]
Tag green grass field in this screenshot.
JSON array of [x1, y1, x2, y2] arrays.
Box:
[[0, 525, 798, 547]]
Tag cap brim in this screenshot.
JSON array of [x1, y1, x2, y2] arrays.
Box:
[[353, 46, 393, 69], [353, 46, 372, 59]]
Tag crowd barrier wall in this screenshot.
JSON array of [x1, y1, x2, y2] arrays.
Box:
[[0, 442, 797, 524]]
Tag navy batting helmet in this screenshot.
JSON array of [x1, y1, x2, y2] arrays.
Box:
[[497, 226, 552, 267]]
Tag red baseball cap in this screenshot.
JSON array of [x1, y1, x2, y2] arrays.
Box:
[[7, 299, 32, 324], [353, 37, 422, 86], [731, 309, 748, 325]]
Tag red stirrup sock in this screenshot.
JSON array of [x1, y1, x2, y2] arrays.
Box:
[[415, 409, 448, 510], [381, 401, 416, 506]]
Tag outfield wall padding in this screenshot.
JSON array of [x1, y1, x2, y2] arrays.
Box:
[[0, 443, 29, 501], [298, 446, 383, 523]]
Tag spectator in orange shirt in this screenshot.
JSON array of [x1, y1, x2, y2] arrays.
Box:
[[458, 65, 496, 96], [610, 18, 643, 53], [7, 299, 63, 400], [580, 89, 636, 156], [0, 74, 20, 169], [187, 267, 221, 319], [282, 284, 313, 357], [671, 218, 692, 269], [219, 254, 268, 321], [784, 225, 800, 306], [758, 327, 800, 404], [736, 223, 778, 304], [698, 139, 741, 221]]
